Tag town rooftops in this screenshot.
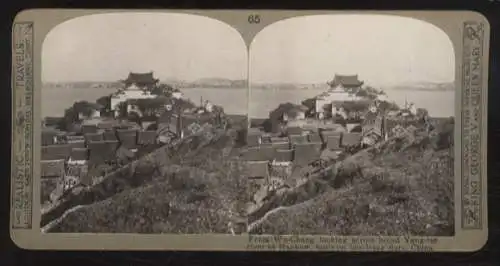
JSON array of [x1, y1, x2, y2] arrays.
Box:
[[245, 161, 269, 179], [328, 74, 364, 88], [41, 159, 65, 178], [42, 145, 71, 160], [122, 72, 159, 85]]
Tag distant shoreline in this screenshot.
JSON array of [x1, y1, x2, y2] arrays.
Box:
[[42, 85, 454, 91]]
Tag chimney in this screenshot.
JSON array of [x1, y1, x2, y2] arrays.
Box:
[[176, 113, 182, 138]]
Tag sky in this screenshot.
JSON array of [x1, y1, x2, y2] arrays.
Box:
[[42, 13, 247, 82], [43, 13, 456, 88], [249, 14, 456, 87]]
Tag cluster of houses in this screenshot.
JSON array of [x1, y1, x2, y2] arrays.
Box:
[[41, 120, 161, 198], [243, 74, 428, 190], [241, 123, 365, 189], [41, 72, 225, 203]]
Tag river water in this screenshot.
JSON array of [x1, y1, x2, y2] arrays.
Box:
[[42, 87, 455, 119]]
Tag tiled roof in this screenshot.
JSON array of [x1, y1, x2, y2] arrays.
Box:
[[67, 140, 85, 150], [271, 137, 288, 143], [247, 127, 263, 135], [103, 130, 118, 141], [70, 148, 89, 161], [320, 130, 343, 143], [84, 133, 103, 143], [308, 132, 322, 143], [123, 72, 159, 84], [116, 129, 138, 149], [67, 135, 85, 142], [260, 146, 276, 161], [328, 74, 364, 87], [272, 142, 291, 151], [287, 126, 303, 136], [342, 132, 362, 146], [326, 135, 342, 150], [88, 140, 120, 163], [319, 123, 346, 132], [245, 161, 269, 178], [41, 159, 65, 178], [41, 145, 71, 160], [289, 134, 308, 146], [97, 121, 118, 130], [137, 130, 158, 145], [294, 143, 322, 166], [274, 149, 294, 162], [120, 134, 138, 149], [242, 147, 270, 161], [81, 124, 98, 134], [302, 124, 319, 132], [260, 135, 272, 144]]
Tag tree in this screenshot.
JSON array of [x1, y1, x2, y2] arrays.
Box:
[[127, 111, 142, 128], [116, 101, 129, 118], [378, 100, 400, 112], [353, 86, 386, 100], [151, 83, 177, 97], [96, 95, 111, 111], [134, 97, 170, 114], [72, 101, 96, 117], [416, 108, 429, 119], [340, 100, 372, 113], [269, 103, 298, 121], [301, 98, 316, 113]]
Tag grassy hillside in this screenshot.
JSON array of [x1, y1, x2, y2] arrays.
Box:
[[49, 117, 454, 236], [48, 131, 250, 233], [250, 125, 454, 236]]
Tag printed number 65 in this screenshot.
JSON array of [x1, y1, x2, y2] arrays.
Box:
[[248, 14, 260, 24]]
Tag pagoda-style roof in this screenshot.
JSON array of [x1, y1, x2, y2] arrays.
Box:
[[121, 72, 159, 85], [328, 74, 364, 88]]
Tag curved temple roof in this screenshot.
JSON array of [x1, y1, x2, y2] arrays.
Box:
[[121, 72, 159, 84], [328, 74, 364, 88]]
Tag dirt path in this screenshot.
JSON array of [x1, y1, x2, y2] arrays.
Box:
[[247, 186, 352, 234]]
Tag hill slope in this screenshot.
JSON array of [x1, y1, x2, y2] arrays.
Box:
[[47, 129, 250, 233], [48, 118, 454, 236], [250, 126, 454, 236]]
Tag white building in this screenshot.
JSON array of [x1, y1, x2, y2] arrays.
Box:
[[110, 72, 160, 117], [315, 74, 364, 116], [77, 103, 102, 120], [172, 91, 183, 100]]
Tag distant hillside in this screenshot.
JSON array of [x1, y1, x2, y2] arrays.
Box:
[[43, 81, 121, 89], [182, 78, 246, 88], [251, 82, 327, 90], [390, 82, 455, 92]]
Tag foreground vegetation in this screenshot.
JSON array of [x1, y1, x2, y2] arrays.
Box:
[[48, 130, 251, 233], [250, 119, 454, 236], [48, 116, 454, 236]]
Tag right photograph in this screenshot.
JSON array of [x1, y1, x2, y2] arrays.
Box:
[[246, 14, 456, 236]]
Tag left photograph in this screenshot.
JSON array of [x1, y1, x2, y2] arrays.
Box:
[[39, 13, 250, 234]]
